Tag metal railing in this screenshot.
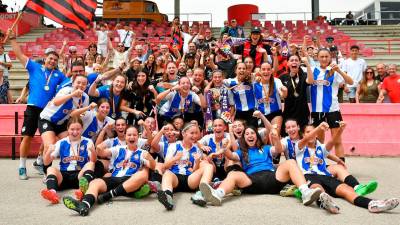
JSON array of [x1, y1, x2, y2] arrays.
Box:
[[251, 11, 400, 25]]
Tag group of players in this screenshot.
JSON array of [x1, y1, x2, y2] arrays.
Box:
[[5, 24, 398, 217]]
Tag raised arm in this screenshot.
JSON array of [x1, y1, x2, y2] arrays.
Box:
[[298, 122, 329, 150], [8, 29, 28, 67]]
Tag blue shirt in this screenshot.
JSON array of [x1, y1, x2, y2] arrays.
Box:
[[81, 110, 115, 142], [97, 85, 121, 118], [26, 59, 66, 108], [109, 146, 146, 177], [224, 78, 256, 112], [253, 79, 283, 115], [235, 145, 275, 175], [51, 137, 93, 172], [295, 140, 332, 176], [165, 141, 202, 176]]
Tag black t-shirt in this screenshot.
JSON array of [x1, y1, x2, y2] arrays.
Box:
[[216, 58, 237, 79], [279, 71, 310, 127], [235, 43, 272, 59]]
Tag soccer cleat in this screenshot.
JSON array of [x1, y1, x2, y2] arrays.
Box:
[[19, 167, 28, 180], [78, 177, 89, 194], [74, 189, 84, 201], [33, 161, 44, 175], [368, 198, 399, 213], [355, 180, 378, 196], [41, 189, 59, 204], [319, 192, 340, 214], [63, 196, 89, 216], [199, 182, 222, 206], [190, 191, 207, 207], [133, 184, 151, 199], [157, 190, 174, 210], [147, 181, 161, 193], [280, 184, 297, 197], [301, 187, 322, 206]]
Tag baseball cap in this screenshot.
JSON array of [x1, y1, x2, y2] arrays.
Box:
[[251, 27, 261, 34]]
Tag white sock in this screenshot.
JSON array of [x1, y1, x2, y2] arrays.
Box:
[[36, 155, 43, 165], [19, 157, 27, 168], [298, 184, 309, 195], [216, 188, 225, 198]]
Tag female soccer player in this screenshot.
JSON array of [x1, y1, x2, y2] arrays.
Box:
[[62, 126, 156, 216], [295, 122, 398, 213], [41, 117, 96, 204], [304, 48, 353, 162], [157, 122, 214, 210], [199, 125, 322, 207]]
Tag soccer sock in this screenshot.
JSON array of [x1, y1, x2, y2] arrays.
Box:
[[19, 157, 27, 168], [46, 174, 58, 191], [216, 188, 225, 198], [36, 155, 43, 165], [82, 194, 95, 208], [113, 184, 128, 197], [43, 162, 52, 175], [354, 196, 372, 209], [344, 175, 360, 188], [83, 170, 95, 183], [165, 189, 174, 198]]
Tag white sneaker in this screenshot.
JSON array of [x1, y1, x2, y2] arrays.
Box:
[[368, 198, 399, 213], [319, 192, 340, 214], [199, 182, 222, 206], [302, 187, 322, 206]]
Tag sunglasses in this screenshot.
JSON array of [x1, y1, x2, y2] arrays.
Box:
[[366, 71, 374, 74], [118, 45, 124, 47]]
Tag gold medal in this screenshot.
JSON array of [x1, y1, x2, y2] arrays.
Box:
[[111, 113, 116, 118], [293, 92, 299, 97], [44, 85, 50, 91], [75, 165, 81, 170]]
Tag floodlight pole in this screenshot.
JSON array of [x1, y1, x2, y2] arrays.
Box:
[[174, 0, 180, 18], [311, 0, 319, 20]]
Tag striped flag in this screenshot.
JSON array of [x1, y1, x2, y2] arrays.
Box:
[[24, 0, 97, 35]]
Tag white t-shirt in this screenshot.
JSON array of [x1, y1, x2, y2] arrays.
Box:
[[341, 58, 367, 88], [0, 53, 11, 78], [96, 30, 109, 45], [117, 29, 133, 48], [112, 49, 130, 69]]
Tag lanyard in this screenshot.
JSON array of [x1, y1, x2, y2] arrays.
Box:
[[290, 76, 299, 97], [70, 139, 81, 158], [43, 69, 54, 90], [72, 96, 82, 109], [262, 83, 270, 105]]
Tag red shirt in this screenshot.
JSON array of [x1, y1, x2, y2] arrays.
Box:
[[381, 74, 400, 103]]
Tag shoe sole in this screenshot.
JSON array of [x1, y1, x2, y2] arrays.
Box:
[[33, 163, 45, 175], [63, 196, 89, 216], [370, 198, 399, 213], [199, 183, 221, 206], [303, 188, 322, 206], [41, 190, 59, 204], [157, 191, 173, 210], [365, 181, 378, 195], [191, 198, 207, 207], [279, 186, 297, 197], [320, 193, 340, 214]]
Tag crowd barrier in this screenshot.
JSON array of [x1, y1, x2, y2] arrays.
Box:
[[0, 104, 399, 158]]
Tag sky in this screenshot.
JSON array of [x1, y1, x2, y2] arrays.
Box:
[[3, 0, 374, 26]]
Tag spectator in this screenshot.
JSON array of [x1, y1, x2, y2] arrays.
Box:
[[85, 42, 99, 60], [116, 24, 134, 51], [356, 67, 381, 103], [215, 44, 237, 79], [345, 11, 355, 25], [0, 44, 12, 81], [0, 67, 11, 104], [135, 44, 150, 63], [378, 64, 400, 103], [341, 45, 367, 103], [170, 16, 184, 54], [204, 28, 216, 44], [94, 23, 109, 56], [220, 20, 229, 37], [109, 38, 135, 69], [126, 57, 142, 84], [375, 63, 388, 82], [228, 19, 244, 38]]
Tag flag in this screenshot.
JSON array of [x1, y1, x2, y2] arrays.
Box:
[[24, 0, 97, 35]]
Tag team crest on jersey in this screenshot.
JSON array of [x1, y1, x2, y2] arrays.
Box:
[[134, 154, 139, 160], [313, 80, 331, 86], [42, 123, 48, 130], [80, 145, 85, 151]]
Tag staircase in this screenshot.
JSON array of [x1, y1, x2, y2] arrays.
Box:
[[336, 25, 400, 67], [4, 27, 56, 100]]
